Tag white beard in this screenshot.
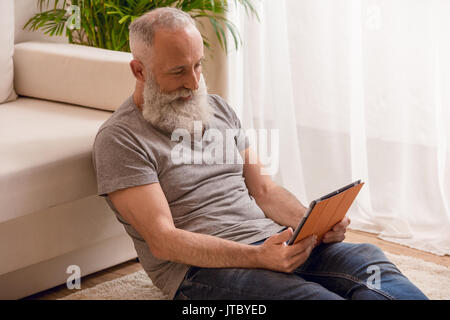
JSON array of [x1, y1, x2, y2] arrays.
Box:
[[141, 72, 213, 136]]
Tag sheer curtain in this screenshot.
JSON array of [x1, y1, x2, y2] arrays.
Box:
[[226, 0, 450, 255]]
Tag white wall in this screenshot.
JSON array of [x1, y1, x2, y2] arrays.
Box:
[[15, 0, 68, 44]]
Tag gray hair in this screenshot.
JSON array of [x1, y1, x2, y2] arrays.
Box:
[[129, 7, 196, 60]]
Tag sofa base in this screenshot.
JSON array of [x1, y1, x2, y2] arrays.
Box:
[[0, 234, 137, 300]]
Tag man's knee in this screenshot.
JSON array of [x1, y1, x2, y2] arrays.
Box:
[[352, 243, 386, 260]]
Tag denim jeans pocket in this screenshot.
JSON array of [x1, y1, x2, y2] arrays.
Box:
[[174, 287, 190, 300], [184, 266, 201, 281]]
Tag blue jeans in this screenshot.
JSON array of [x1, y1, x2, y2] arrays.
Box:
[[174, 241, 428, 300]]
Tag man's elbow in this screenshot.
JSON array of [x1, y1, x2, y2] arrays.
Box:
[[148, 243, 166, 261], [144, 228, 177, 261], [251, 180, 278, 201]]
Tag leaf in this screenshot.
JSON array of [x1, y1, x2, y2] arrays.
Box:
[[24, 0, 259, 53]]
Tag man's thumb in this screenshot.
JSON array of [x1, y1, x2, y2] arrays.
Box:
[[276, 227, 293, 243]]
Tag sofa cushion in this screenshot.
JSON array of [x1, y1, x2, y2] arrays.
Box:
[[0, 97, 112, 223], [13, 41, 135, 112], [0, 0, 18, 104]]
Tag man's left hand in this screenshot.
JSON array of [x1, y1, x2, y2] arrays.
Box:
[[322, 216, 351, 244]]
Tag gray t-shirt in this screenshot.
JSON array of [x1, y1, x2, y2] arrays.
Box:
[[92, 94, 284, 299]]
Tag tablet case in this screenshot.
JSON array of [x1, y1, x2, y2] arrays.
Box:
[[290, 181, 364, 245]]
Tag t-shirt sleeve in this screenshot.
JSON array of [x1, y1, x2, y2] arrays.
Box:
[[212, 95, 250, 152], [233, 113, 250, 152], [92, 125, 159, 197]]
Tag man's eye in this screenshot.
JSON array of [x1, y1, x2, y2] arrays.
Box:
[[173, 70, 184, 75]]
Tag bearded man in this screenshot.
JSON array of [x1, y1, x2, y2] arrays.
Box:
[[92, 7, 427, 300]]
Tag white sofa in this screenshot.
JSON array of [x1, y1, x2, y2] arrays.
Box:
[[0, 39, 140, 299], [1, 0, 229, 300]]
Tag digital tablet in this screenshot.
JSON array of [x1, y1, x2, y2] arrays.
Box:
[[287, 180, 364, 245]]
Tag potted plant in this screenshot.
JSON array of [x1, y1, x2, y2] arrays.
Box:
[[24, 0, 258, 53]]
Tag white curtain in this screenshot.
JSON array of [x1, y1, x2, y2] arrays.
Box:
[[226, 0, 450, 256]]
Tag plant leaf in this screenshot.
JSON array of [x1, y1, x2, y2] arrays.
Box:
[[23, 0, 259, 53]]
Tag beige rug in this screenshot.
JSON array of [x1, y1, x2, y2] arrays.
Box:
[[60, 252, 449, 300]]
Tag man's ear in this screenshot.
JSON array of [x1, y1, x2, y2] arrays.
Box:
[[130, 59, 146, 82]]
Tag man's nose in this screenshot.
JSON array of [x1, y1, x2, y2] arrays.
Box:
[[184, 70, 200, 91]]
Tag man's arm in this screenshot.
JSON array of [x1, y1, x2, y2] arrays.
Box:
[[241, 147, 350, 242], [108, 183, 316, 273], [241, 148, 308, 229]]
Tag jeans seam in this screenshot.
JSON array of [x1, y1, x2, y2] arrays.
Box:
[[183, 266, 293, 300], [295, 270, 396, 300], [180, 278, 289, 300]]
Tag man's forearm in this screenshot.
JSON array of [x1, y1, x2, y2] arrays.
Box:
[[148, 187, 309, 269], [253, 184, 308, 229], [153, 228, 262, 269], [151, 224, 315, 275]]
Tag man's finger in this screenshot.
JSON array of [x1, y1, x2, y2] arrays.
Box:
[[271, 227, 293, 244], [332, 217, 350, 232], [291, 235, 316, 252], [290, 241, 315, 267], [332, 225, 343, 232], [342, 216, 351, 227], [323, 232, 345, 243]]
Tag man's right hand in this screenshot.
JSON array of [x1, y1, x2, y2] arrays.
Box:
[[257, 228, 317, 273]]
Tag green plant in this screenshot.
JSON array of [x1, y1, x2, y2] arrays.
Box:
[[24, 0, 258, 53]]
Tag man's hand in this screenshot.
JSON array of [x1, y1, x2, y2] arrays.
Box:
[[322, 216, 351, 244], [257, 228, 316, 273]]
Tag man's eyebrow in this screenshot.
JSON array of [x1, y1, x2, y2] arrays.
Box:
[[168, 65, 184, 72], [168, 57, 205, 72]]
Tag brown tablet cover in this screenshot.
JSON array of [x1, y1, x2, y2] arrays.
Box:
[[291, 182, 364, 244]]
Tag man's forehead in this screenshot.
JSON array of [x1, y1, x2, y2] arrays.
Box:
[[151, 26, 204, 69]]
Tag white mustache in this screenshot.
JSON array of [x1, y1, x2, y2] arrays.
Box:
[[163, 88, 194, 103]]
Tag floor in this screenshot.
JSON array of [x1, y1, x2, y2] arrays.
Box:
[[23, 229, 449, 300]]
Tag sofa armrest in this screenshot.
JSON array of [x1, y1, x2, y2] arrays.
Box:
[[13, 41, 135, 111]]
